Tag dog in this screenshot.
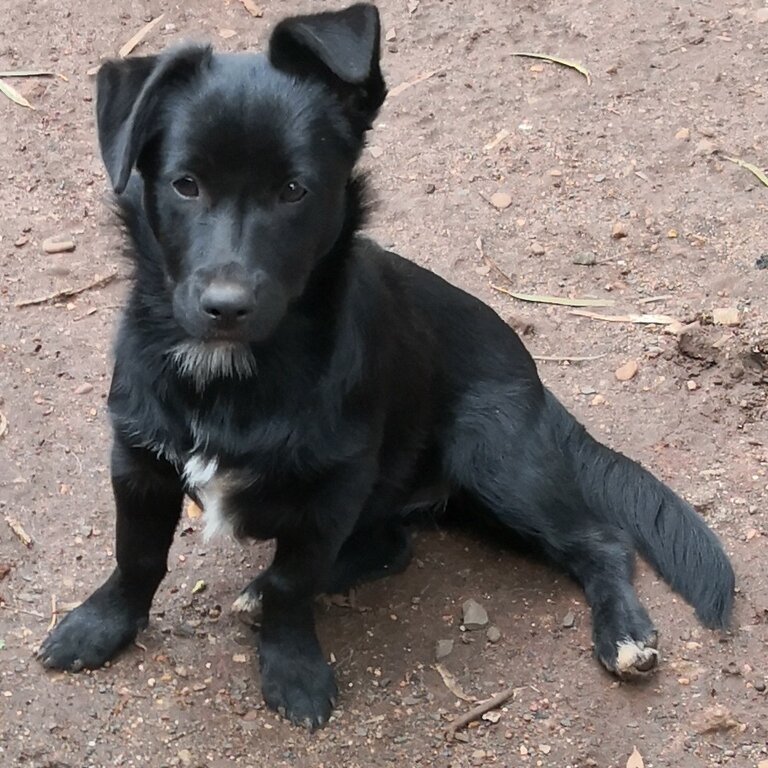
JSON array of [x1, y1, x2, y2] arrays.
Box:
[[38, 3, 735, 729]]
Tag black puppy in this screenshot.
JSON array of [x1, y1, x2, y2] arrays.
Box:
[[38, 4, 734, 728]]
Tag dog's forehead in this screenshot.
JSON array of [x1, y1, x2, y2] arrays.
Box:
[[163, 53, 354, 179]]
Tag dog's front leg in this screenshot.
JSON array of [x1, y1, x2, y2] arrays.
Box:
[[257, 467, 371, 729], [38, 438, 184, 671]]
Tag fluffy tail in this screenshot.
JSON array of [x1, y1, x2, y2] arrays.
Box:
[[550, 392, 735, 628]]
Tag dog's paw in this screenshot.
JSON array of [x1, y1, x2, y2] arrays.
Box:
[[598, 633, 659, 677], [260, 641, 337, 729], [37, 597, 146, 672], [232, 588, 263, 626]]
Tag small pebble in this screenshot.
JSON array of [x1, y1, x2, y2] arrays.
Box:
[[675, 127, 691, 141], [74, 383, 93, 395], [529, 242, 545, 256], [490, 191, 513, 210], [486, 625, 501, 643], [695, 138, 717, 155], [462, 598, 489, 630], [561, 610, 575, 628], [615, 360, 639, 381], [712, 307, 740, 327], [572, 253, 597, 266], [435, 639, 454, 660], [42, 235, 75, 254], [611, 221, 628, 239]]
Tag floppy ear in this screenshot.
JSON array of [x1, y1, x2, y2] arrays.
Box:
[[268, 3, 386, 134], [96, 46, 211, 194]]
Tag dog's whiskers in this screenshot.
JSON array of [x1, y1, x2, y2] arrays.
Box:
[[169, 340, 258, 389]]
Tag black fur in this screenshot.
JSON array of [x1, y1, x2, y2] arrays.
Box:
[[38, 3, 734, 729]]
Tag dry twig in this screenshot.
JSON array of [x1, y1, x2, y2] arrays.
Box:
[[445, 686, 518, 739], [16, 271, 119, 308], [532, 353, 607, 363], [0, 604, 45, 619], [47, 595, 58, 632]]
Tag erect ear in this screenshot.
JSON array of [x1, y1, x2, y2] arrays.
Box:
[[95, 45, 211, 194], [268, 3, 386, 134]]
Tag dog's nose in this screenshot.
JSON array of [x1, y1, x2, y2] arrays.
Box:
[[200, 281, 255, 326]]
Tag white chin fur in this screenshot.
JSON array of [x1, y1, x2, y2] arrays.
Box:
[[170, 340, 257, 389]]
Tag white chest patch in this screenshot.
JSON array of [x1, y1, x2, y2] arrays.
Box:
[[183, 455, 235, 541]]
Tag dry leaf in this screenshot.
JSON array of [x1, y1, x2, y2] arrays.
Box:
[[719, 153, 768, 188], [491, 285, 616, 308], [0, 69, 55, 78], [239, 0, 264, 17], [119, 15, 165, 58], [511, 51, 592, 85], [570, 309, 677, 324], [389, 69, 437, 98], [5, 516, 33, 547], [434, 664, 476, 702], [0, 78, 34, 108], [626, 747, 644, 768], [218, 29, 237, 39]]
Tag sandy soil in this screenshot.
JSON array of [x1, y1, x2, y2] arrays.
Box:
[[1, 1, 766, 766]]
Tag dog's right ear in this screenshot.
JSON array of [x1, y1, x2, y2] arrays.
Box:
[[96, 46, 211, 194], [269, 3, 386, 135]]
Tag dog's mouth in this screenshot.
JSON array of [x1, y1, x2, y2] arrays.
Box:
[[169, 340, 258, 389]]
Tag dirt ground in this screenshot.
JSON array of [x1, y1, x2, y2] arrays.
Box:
[[1, 1, 767, 766]]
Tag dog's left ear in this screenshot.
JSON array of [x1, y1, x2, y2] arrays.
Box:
[[269, 3, 386, 134], [96, 45, 211, 194]]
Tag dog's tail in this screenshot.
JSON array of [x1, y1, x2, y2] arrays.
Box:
[[549, 391, 735, 629]]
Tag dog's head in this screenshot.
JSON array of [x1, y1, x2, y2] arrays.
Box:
[[97, 3, 384, 348]]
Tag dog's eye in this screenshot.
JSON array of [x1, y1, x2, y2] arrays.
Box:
[[279, 181, 307, 203], [172, 176, 200, 199]]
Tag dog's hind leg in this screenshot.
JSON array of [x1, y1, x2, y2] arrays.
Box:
[[327, 522, 413, 593], [444, 387, 658, 676], [233, 522, 412, 625]]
